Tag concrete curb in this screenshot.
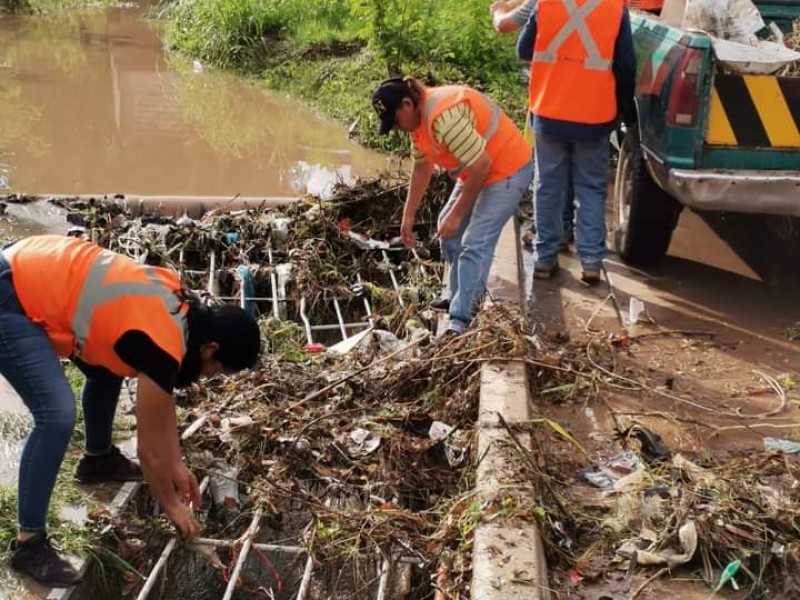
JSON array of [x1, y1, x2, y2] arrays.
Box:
[[2, 194, 300, 218], [470, 219, 550, 600]]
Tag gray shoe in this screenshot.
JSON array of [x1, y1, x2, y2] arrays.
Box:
[[11, 535, 82, 588], [581, 268, 601, 285], [533, 263, 559, 280]]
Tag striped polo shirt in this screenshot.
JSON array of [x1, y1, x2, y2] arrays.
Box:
[[411, 103, 486, 168]]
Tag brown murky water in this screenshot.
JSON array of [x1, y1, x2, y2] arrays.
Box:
[[0, 6, 388, 198]]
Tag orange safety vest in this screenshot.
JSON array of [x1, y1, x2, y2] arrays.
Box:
[[528, 0, 624, 124], [411, 86, 531, 185], [4, 235, 188, 377], [629, 0, 663, 10]]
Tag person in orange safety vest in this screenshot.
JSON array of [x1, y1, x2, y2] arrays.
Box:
[[0, 235, 260, 587], [371, 76, 533, 334], [517, 0, 636, 284]]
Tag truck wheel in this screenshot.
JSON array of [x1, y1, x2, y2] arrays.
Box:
[[612, 128, 682, 267]]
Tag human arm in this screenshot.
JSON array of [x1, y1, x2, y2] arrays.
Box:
[[401, 151, 435, 248], [136, 374, 202, 538], [437, 152, 492, 239], [613, 8, 637, 125], [516, 8, 539, 61], [492, 0, 537, 33]]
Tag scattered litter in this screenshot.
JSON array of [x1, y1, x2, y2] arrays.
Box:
[[628, 296, 646, 326], [635, 521, 698, 568], [618, 424, 671, 465], [327, 327, 374, 355], [219, 415, 255, 443], [348, 231, 391, 251], [345, 428, 381, 458], [764, 437, 800, 454], [429, 421, 468, 467], [208, 460, 241, 511], [582, 450, 645, 489], [683, 0, 764, 45], [712, 38, 800, 75], [706, 559, 742, 598]]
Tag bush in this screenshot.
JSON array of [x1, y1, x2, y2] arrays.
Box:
[[160, 0, 529, 150], [0, 0, 30, 11], [162, 0, 302, 69]]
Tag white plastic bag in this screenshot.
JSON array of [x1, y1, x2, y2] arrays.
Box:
[[683, 0, 764, 44]]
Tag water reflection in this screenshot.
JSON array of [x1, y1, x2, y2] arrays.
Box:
[[0, 7, 386, 196]]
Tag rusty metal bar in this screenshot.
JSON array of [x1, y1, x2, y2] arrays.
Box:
[[136, 477, 211, 600], [221, 510, 262, 600], [376, 558, 391, 600], [332, 297, 348, 340], [381, 250, 405, 309], [268, 247, 281, 319], [299, 296, 314, 345]]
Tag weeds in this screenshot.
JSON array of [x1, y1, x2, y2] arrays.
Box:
[[1, 0, 117, 12], [159, 0, 529, 151]]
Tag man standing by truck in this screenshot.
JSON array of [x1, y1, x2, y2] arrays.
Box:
[[517, 0, 635, 283], [491, 0, 579, 253]]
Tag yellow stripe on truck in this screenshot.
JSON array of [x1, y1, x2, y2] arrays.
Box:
[[743, 75, 800, 147], [706, 86, 737, 145], [706, 74, 800, 148]]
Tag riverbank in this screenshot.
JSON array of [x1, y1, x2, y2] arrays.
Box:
[[0, 0, 116, 12], [158, 0, 530, 153]]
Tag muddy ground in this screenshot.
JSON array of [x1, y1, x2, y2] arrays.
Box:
[[526, 207, 800, 599]]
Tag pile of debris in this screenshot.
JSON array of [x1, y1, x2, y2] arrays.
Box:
[[92, 305, 539, 600], [782, 19, 800, 76], [54, 174, 545, 599], [54, 173, 451, 340], [512, 333, 800, 599]]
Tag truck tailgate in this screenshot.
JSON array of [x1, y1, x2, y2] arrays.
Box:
[[706, 73, 800, 150]]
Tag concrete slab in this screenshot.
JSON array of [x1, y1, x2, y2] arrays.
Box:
[[471, 217, 550, 600], [478, 363, 530, 427], [471, 525, 550, 600], [476, 426, 532, 493], [485, 220, 524, 305]]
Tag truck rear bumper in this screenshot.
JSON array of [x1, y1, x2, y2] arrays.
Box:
[[666, 169, 800, 217]]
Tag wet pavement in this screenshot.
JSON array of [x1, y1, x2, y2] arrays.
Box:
[[527, 206, 800, 598], [0, 5, 387, 198]]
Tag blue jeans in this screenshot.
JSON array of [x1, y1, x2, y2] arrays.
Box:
[[440, 160, 534, 332], [533, 133, 609, 270], [0, 256, 121, 532]]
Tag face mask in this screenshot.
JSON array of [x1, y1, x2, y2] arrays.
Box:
[[174, 349, 202, 389]]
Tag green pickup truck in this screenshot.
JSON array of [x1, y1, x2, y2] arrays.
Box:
[[612, 2, 800, 266]]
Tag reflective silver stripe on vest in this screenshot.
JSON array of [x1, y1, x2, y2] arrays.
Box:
[[72, 250, 187, 355], [532, 0, 613, 71], [423, 88, 501, 177]]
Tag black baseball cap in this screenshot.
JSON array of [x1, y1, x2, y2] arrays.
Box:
[[371, 77, 411, 135]]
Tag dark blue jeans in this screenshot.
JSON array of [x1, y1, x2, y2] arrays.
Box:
[[0, 256, 122, 532]]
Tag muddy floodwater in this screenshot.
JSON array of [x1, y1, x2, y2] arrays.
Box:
[[0, 4, 388, 198]]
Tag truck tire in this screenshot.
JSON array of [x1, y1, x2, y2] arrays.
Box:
[[612, 128, 682, 267]]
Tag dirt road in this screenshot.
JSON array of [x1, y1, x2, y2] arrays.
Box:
[[525, 207, 800, 599]]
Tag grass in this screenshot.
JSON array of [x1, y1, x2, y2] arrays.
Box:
[[159, 0, 530, 153], [0, 0, 118, 11]]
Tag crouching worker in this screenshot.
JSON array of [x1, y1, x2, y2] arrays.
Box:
[[0, 235, 261, 587], [372, 76, 533, 334]]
